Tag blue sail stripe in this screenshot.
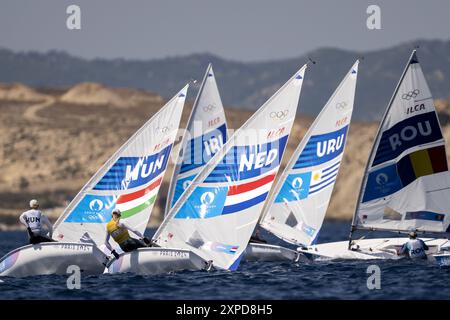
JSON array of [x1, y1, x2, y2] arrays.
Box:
[[94, 144, 172, 190], [203, 135, 288, 183], [179, 124, 227, 174], [293, 126, 348, 169], [297, 150, 319, 156], [323, 161, 341, 173], [321, 167, 339, 179], [179, 164, 202, 174], [372, 111, 443, 166], [309, 179, 336, 195]]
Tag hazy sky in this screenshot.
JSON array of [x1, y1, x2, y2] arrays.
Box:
[[1, 0, 449, 61]]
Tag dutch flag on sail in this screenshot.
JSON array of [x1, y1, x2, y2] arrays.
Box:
[[229, 246, 238, 254], [222, 169, 277, 214], [208, 242, 240, 255]]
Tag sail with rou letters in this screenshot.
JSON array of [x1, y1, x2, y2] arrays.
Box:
[[153, 66, 307, 270], [260, 61, 359, 246], [52, 85, 188, 248], [352, 50, 450, 234]]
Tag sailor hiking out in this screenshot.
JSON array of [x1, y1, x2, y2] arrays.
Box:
[[105, 209, 152, 259], [19, 199, 55, 244]]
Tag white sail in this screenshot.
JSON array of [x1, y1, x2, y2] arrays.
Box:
[[52, 85, 188, 247], [260, 61, 359, 246], [165, 65, 227, 215], [353, 50, 449, 233], [153, 65, 307, 270], [384, 171, 450, 232]]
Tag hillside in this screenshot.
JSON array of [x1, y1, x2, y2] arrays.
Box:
[[1, 39, 450, 121], [1, 83, 450, 231]]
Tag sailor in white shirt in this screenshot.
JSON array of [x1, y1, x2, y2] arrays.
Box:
[[19, 199, 55, 244]]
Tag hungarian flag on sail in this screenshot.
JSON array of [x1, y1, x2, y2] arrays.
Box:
[[115, 175, 163, 218]]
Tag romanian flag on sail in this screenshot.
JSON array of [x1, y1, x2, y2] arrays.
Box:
[[397, 145, 448, 186]]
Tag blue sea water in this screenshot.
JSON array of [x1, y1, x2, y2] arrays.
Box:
[[1, 220, 449, 300]]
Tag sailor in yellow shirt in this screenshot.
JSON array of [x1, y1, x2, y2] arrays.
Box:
[[105, 209, 151, 259]]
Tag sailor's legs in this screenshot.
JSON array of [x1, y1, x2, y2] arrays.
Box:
[[29, 233, 55, 244], [120, 238, 146, 252]]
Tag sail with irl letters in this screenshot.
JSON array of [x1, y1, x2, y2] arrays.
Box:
[[352, 50, 450, 234], [260, 61, 359, 246], [165, 64, 227, 215], [52, 85, 188, 248], [153, 65, 307, 270]]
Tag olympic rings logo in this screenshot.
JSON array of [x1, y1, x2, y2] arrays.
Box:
[[156, 126, 170, 133], [335, 101, 348, 111], [203, 104, 216, 112], [270, 110, 289, 120], [401, 89, 420, 100]]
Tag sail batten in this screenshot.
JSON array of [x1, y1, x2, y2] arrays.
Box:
[[352, 50, 450, 234], [260, 61, 359, 246], [153, 65, 307, 270], [52, 85, 188, 248]]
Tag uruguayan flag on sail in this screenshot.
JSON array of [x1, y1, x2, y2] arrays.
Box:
[[309, 160, 341, 195]]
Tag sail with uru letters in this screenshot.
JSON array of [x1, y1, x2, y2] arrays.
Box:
[[260, 61, 359, 246]]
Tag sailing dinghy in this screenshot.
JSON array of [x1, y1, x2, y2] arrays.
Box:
[[108, 65, 307, 274], [297, 50, 450, 260], [107, 65, 230, 275], [165, 64, 228, 215], [245, 61, 359, 262], [0, 86, 188, 277]]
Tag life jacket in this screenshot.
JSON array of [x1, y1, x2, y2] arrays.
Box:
[[107, 220, 130, 244]]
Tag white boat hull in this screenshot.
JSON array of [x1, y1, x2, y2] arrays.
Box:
[[298, 238, 449, 260], [244, 243, 307, 262], [107, 247, 208, 275], [0, 242, 108, 277]]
